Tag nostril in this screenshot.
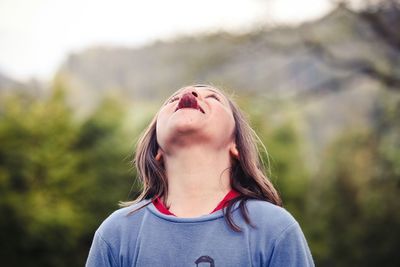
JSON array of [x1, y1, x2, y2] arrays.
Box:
[[192, 91, 198, 97]]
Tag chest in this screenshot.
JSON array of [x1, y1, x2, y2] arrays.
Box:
[[122, 220, 258, 267]]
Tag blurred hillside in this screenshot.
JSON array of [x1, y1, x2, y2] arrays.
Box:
[[56, 6, 399, 99], [53, 4, 400, 168]]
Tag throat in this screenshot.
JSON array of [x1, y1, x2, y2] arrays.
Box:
[[161, 147, 233, 216]]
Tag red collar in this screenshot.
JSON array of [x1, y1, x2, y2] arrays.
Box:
[[152, 189, 241, 216]]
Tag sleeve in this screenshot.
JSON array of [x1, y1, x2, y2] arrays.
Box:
[[86, 230, 118, 267], [268, 222, 315, 267]]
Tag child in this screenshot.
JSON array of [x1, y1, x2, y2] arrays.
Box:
[[86, 84, 314, 266]]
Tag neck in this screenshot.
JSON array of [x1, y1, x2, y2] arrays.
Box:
[[162, 145, 232, 217]]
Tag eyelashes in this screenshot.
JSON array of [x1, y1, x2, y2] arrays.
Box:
[[168, 94, 221, 103], [206, 94, 221, 101], [168, 96, 179, 103]]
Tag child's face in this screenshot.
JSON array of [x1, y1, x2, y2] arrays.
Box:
[[156, 85, 236, 153]]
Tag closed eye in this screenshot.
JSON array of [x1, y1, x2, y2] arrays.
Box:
[[206, 94, 220, 101], [168, 96, 179, 103]]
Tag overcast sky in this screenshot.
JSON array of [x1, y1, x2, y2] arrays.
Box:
[[0, 0, 337, 81]]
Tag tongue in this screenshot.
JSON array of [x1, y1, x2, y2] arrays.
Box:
[[178, 93, 198, 110]]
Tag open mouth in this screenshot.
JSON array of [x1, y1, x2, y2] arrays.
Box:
[[175, 93, 205, 113]]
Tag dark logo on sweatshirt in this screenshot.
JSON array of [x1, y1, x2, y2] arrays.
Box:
[[195, 255, 215, 267]]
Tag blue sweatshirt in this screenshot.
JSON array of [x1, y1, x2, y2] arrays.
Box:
[[86, 199, 314, 267]]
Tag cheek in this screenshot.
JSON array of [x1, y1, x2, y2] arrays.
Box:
[[155, 113, 168, 144], [156, 105, 172, 127], [211, 108, 235, 135]]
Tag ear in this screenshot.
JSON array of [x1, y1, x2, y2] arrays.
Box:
[[155, 148, 163, 162], [229, 143, 239, 159]]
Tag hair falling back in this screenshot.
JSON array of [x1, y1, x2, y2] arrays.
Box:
[[121, 86, 282, 232]]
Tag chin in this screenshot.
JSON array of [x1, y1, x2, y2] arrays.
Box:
[[173, 123, 204, 134], [169, 115, 206, 130], [166, 123, 210, 140]]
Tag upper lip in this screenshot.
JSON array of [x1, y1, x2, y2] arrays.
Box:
[[175, 93, 205, 114]]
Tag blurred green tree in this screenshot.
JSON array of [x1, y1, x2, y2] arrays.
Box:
[[0, 84, 137, 267], [306, 91, 400, 267]]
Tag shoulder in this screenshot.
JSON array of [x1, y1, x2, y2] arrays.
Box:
[[244, 200, 315, 266], [245, 199, 296, 224], [86, 201, 151, 266], [243, 199, 298, 236], [96, 200, 151, 241], [237, 200, 314, 266]]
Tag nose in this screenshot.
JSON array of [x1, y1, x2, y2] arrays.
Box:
[[180, 88, 199, 98]]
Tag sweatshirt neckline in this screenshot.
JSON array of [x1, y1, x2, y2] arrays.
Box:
[[152, 189, 240, 217], [146, 199, 241, 223]]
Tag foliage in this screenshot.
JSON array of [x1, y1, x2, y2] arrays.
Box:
[[306, 92, 400, 267], [0, 86, 137, 267]]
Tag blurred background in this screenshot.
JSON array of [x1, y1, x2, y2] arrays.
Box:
[[1, 0, 399, 266]]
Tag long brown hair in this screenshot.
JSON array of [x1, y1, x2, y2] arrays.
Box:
[[121, 85, 282, 232]]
